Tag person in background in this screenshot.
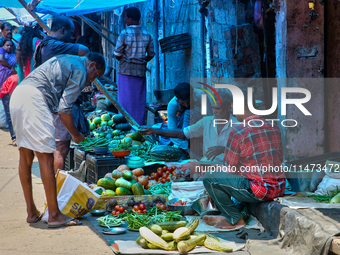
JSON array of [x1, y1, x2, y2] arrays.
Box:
[[0, 39, 17, 88], [166, 82, 212, 151], [13, 27, 23, 46], [140, 90, 236, 163], [114, 7, 155, 125], [16, 25, 43, 83], [33, 16, 90, 173], [77, 27, 99, 50], [0, 39, 17, 145], [0, 23, 16, 53], [34, 16, 89, 67], [203, 90, 285, 229], [10, 53, 105, 228], [0, 74, 19, 145]]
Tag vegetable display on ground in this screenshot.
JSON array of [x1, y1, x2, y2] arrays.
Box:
[[135, 218, 233, 252], [309, 186, 340, 203]]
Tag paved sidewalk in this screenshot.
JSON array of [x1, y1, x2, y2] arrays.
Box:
[[0, 128, 112, 255]]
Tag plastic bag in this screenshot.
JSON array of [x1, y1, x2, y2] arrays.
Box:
[[42, 170, 100, 222], [0, 98, 8, 128], [168, 181, 205, 201], [314, 177, 340, 196], [72, 104, 90, 135]]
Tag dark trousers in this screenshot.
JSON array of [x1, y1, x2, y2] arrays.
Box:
[[2, 94, 15, 140], [203, 171, 261, 225]]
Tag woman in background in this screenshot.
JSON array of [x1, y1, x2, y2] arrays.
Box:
[[0, 39, 17, 145], [0, 39, 16, 88], [16, 25, 42, 83]]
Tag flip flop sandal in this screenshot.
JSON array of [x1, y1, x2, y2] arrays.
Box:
[[48, 218, 82, 229], [27, 212, 43, 223]]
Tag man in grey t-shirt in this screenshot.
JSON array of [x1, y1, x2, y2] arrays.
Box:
[[10, 53, 105, 227]]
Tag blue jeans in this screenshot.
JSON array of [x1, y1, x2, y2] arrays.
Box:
[[2, 94, 15, 140]]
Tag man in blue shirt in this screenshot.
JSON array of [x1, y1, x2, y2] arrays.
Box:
[[33, 16, 89, 173]]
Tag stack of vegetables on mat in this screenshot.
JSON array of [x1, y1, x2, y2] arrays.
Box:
[[136, 218, 233, 252], [96, 206, 182, 229], [90, 164, 179, 197], [105, 196, 169, 215]]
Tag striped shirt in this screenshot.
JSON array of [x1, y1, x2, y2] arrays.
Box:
[[223, 115, 286, 200], [114, 25, 155, 77]]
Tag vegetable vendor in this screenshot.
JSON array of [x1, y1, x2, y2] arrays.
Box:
[[139, 89, 236, 163], [10, 52, 105, 228], [202, 90, 285, 229], [165, 82, 212, 151]]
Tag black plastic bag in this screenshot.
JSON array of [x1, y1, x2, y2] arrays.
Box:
[[72, 103, 90, 135]]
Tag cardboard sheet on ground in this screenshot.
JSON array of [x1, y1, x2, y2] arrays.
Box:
[[275, 193, 340, 209], [114, 239, 244, 254], [185, 216, 265, 232]]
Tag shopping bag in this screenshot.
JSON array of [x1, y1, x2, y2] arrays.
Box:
[[72, 103, 90, 135], [42, 170, 100, 222], [168, 181, 205, 201]]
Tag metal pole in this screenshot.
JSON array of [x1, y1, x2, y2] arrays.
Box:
[[18, 0, 51, 35], [79, 15, 116, 47], [86, 18, 119, 37], [153, 0, 160, 90], [200, 12, 206, 79], [101, 76, 117, 88]]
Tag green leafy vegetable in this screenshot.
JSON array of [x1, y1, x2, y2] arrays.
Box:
[[308, 186, 340, 203], [113, 207, 182, 230], [148, 182, 172, 196]]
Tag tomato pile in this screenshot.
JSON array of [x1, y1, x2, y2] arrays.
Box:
[[111, 205, 126, 215], [132, 203, 146, 214], [148, 166, 179, 186]]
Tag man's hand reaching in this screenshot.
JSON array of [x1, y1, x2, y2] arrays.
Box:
[[138, 126, 155, 135], [206, 146, 225, 161], [72, 133, 85, 144]]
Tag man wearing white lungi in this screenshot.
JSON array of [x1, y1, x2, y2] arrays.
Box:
[[10, 52, 105, 228]]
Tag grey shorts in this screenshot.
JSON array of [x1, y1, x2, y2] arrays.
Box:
[[53, 113, 72, 147]]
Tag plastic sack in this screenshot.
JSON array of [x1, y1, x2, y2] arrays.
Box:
[[0, 98, 8, 128], [42, 170, 100, 222], [168, 181, 205, 201], [314, 177, 340, 196], [72, 103, 90, 135]]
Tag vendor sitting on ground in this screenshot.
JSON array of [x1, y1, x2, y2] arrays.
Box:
[[140, 90, 236, 163], [203, 90, 285, 229], [166, 82, 212, 151]]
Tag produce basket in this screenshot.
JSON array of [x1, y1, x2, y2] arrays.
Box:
[[74, 149, 89, 170], [93, 194, 168, 210], [64, 148, 74, 171], [86, 153, 127, 184]]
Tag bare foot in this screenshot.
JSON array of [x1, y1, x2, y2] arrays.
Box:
[[203, 215, 226, 226], [214, 218, 246, 229]]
